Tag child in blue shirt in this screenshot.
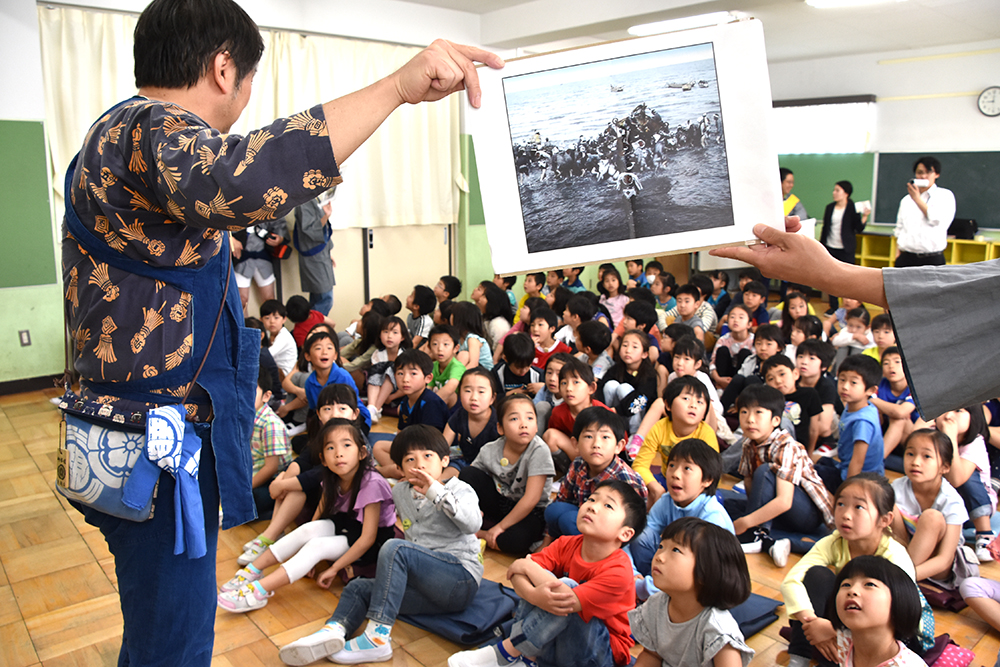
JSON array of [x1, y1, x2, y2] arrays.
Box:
[[815, 355, 885, 494], [870, 345, 917, 470], [278, 330, 371, 427]]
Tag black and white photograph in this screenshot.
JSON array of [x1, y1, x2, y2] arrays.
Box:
[[504, 43, 733, 254], [470, 19, 782, 276]]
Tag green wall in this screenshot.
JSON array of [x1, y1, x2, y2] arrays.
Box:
[[777, 153, 876, 228], [0, 284, 65, 383]]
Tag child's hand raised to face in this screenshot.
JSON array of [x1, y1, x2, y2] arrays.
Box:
[[407, 467, 437, 495]]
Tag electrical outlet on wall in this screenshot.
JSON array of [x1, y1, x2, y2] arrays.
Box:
[[19, 330, 31, 347]]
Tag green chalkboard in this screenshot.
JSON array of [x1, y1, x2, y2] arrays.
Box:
[[875, 152, 1000, 229], [777, 153, 875, 226], [0, 120, 56, 287]]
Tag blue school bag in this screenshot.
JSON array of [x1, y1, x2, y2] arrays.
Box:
[[399, 581, 520, 646]]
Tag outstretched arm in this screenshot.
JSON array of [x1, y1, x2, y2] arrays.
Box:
[[710, 218, 887, 309], [322, 40, 503, 163]]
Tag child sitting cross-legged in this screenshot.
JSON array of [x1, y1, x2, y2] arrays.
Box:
[[863, 312, 896, 363], [218, 419, 396, 613], [725, 385, 836, 567], [532, 352, 572, 433], [405, 284, 436, 351], [628, 518, 754, 667], [530, 306, 572, 370], [372, 350, 449, 479], [459, 394, 555, 554], [598, 329, 660, 434], [710, 304, 755, 391], [544, 407, 647, 540], [761, 354, 824, 454], [279, 425, 483, 666], [493, 332, 543, 396], [575, 320, 614, 381], [427, 324, 467, 409], [869, 346, 916, 467], [448, 480, 647, 667], [626, 438, 733, 601], [542, 357, 610, 476], [814, 355, 885, 494], [439, 367, 501, 481], [630, 376, 719, 505], [250, 369, 292, 520]]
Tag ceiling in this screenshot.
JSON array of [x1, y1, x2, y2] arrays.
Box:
[[399, 0, 1000, 63]]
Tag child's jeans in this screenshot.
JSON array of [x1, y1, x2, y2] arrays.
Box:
[[955, 473, 994, 521], [544, 501, 581, 538], [509, 578, 615, 667], [328, 538, 479, 631], [724, 465, 827, 537]]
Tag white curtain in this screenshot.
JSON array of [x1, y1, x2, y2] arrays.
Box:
[[38, 5, 461, 228]]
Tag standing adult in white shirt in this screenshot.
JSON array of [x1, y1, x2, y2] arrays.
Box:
[[894, 156, 956, 267]]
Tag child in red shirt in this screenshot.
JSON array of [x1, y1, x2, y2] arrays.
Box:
[[287, 295, 334, 348], [447, 479, 644, 667]]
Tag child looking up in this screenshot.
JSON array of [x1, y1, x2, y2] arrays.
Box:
[[628, 518, 754, 667], [541, 270, 562, 296], [218, 419, 395, 612], [280, 426, 483, 665], [494, 295, 547, 365], [531, 306, 571, 369], [762, 354, 824, 453], [477, 281, 515, 346], [870, 346, 916, 466], [365, 316, 412, 424], [493, 332, 542, 395], [576, 320, 613, 380], [598, 266, 629, 328], [448, 480, 647, 667], [545, 407, 647, 539], [710, 304, 754, 390], [892, 429, 970, 581], [405, 284, 436, 350], [782, 473, 933, 667], [433, 275, 462, 304], [936, 405, 997, 561], [542, 357, 609, 470], [427, 324, 467, 409], [864, 312, 896, 362], [460, 394, 554, 553], [816, 355, 884, 493], [729, 385, 835, 567], [278, 331, 370, 426], [513, 272, 545, 324], [632, 376, 718, 504], [599, 329, 659, 433], [627, 439, 732, 600], [831, 557, 925, 667], [250, 369, 292, 520], [493, 274, 518, 314], [261, 299, 297, 378], [450, 301, 493, 371]]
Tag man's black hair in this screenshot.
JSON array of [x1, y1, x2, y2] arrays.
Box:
[[735, 384, 785, 422], [572, 406, 626, 441], [134, 0, 264, 90], [779, 167, 794, 181], [838, 354, 882, 390], [390, 424, 450, 466], [913, 155, 941, 175], [439, 275, 462, 300], [502, 332, 535, 367], [594, 479, 646, 543], [577, 320, 612, 355]]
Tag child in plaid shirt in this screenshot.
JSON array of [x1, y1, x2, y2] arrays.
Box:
[[252, 369, 291, 519], [544, 407, 646, 539]]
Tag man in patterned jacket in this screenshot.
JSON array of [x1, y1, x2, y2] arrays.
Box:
[[61, 0, 502, 664]]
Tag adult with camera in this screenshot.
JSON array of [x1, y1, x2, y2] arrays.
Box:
[[893, 155, 956, 267]]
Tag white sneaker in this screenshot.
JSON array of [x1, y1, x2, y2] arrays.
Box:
[[238, 538, 269, 566], [279, 624, 347, 666], [221, 567, 263, 592], [217, 584, 271, 613], [448, 646, 508, 667], [976, 534, 995, 562], [769, 538, 792, 568], [328, 623, 393, 664], [369, 406, 382, 423]]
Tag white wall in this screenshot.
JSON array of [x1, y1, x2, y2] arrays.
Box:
[[0, 0, 44, 118], [768, 39, 1000, 153]]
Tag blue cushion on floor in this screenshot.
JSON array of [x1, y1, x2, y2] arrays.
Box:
[[730, 593, 783, 638]]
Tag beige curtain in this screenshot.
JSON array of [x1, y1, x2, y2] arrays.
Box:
[[38, 5, 461, 229]]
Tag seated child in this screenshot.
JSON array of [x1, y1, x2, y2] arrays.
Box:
[[459, 394, 554, 554], [598, 266, 629, 328], [631, 376, 719, 504], [561, 265, 586, 292], [365, 315, 412, 423], [279, 425, 483, 665], [822, 296, 862, 337], [863, 312, 895, 362], [650, 271, 676, 312], [663, 281, 718, 334], [338, 298, 390, 349], [339, 310, 383, 387], [433, 274, 462, 304], [772, 291, 810, 341], [428, 324, 467, 409], [575, 320, 613, 380], [556, 293, 596, 348], [831, 306, 876, 365], [448, 480, 646, 667], [625, 257, 649, 288], [261, 299, 297, 378], [619, 300, 661, 363], [545, 407, 647, 539], [761, 354, 824, 453], [727, 385, 835, 567], [513, 272, 544, 325], [531, 306, 572, 370], [450, 301, 493, 371], [689, 274, 720, 332], [628, 518, 753, 667], [533, 352, 572, 433], [721, 267, 761, 317], [493, 332, 543, 395], [277, 330, 370, 428], [372, 350, 449, 478], [814, 355, 885, 493], [218, 419, 395, 612], [668, 335, 727, 438], [710, 304, 754, 390], [542, 357, 610, 472], [643, 260, 664, 288], [287, 295, 335, 349], [656, 322, 694, 375], [598, 329, 660, 434], [250, 369, 292, 520], [493, 273, 518, 313], [495, 296, 547, 365], [669, 284, 706, 342], [869, 346, 916, 465], [240, 385, 361, 566], [405, 284, 436, 350], [627, 439, 733, 600], [785, 314, 823, 361], [721, 280, 768, 334], [795, 339, 840, 449], [720, 324, 784, 410], [246, 316, 283, 407], [441, 368, 501, 479]]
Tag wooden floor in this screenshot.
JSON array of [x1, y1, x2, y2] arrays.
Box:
[[2, 387, 999, 667]]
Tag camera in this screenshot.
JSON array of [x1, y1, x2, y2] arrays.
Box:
[[251, 225, 272, 240], [909, 178, 929, 188]]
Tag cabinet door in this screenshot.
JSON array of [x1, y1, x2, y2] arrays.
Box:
[[366, 225, 452, 301]]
